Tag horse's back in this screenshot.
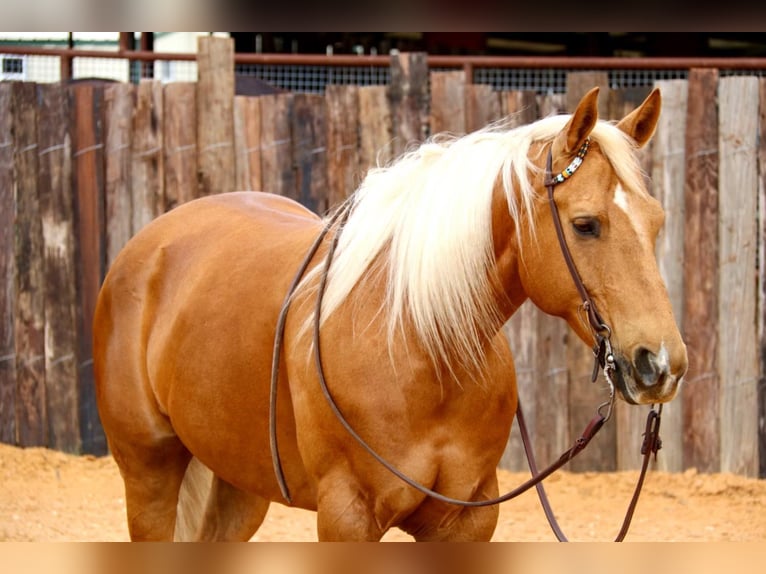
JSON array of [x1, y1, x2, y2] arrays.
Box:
[[93, 191, 322, 506]]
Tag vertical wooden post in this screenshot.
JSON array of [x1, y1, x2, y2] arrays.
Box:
[[291, 93, 327, 214], [37, 83, 80, 452], [131, 80, 164, 234], [717, 76, 759, 477], [12, 82, 47, 447], [259, 94, 295, 199], [71, 83, 107, 455], [103, 83, 134, 268], [500, 90, 537, 126], [759, 78, 766, 479], [566, 72, 609, 117], [429, 71, 466, 135], [164, 82, 198, 207], [196, 35, 235, 197], [501, 301, 539, 471], [326, 85, 360, 210], [358, 86, 393, 174], [682, 68, 720, 473], [464, 84, 501, 133], [0, 84, 16, 444], [388, 52, 429, 156], [650, 79, 689, 473], [234, 95, 262, 194]]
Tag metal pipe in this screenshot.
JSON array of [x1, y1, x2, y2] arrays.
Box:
[[2, 44, 766, 70]]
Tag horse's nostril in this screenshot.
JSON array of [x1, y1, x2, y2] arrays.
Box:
[[634, 347, 658, 385]]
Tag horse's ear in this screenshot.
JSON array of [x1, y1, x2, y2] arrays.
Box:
[[552, 87, 600, 159], [616, 88, 662, 148]]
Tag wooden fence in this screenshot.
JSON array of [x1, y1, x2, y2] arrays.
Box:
[[1, 37, 764, 478]]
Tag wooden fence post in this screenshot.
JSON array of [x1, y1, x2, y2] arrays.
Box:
[[234, 95, 261, 194], [292, 93, 327, 213], [70, 83, 107, 455], [389, 52, 429, 156], [0, 84, 16, 444], [465, 84, 501, 133], [38, 83, 80, 453], [358, 85, 393, 174], [682, 68, 720, 473], [103, 83, 134, 268], [164, 82, 198, 208], [759, 78, 766, 479], [650, 79, 689, 473], [131, 80, 164, 234], [260, 93, 295, 199], [429, 71, 466, 135], [197, 35, 235, 197], [717, 76, 760, 477], [12, 82, 47, 448], [326, 85, 360, 210]]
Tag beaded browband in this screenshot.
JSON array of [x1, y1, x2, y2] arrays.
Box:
[[546, 138, 591, 186]]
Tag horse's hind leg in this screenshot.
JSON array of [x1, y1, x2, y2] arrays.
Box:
[[110, 435, 192, 541], [175, 458, 270, 541], [198, 477, 270, 541]]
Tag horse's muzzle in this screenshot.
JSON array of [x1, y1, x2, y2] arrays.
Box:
[[612, 347, 684, 405]]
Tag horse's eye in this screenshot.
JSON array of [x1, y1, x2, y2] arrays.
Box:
[[572, 217, 601, 238]]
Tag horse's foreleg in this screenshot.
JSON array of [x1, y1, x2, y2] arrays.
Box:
[[315, 479, 385, 541], [402, 476, 500, 542]]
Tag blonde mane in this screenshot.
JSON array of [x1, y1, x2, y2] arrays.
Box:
[[297, 113, 647, 377]]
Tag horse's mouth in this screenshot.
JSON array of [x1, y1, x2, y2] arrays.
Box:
[[611, 354, 680, 406]]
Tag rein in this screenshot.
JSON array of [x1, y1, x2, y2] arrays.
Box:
[[268, 140, 663, 541]]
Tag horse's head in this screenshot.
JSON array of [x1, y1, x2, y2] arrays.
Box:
[[518, 87, 687, 405]]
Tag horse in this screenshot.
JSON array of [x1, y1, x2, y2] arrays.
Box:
[[93, 87, 687, 541]]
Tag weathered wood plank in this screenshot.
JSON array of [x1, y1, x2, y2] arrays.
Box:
[[326, 85, 360, 210], [103, 83, 134, 268], [388, 52, 429, 156], [234, 95, 261, 193], [292, 93, 327, 214], [131, 80, 164, 234], [650, 79, 688, 473], [429, 71, 466, 135], [759, 78, 766, 479], [717, 76, 759, 477], [12, 82, 47, 447], [196, 35, 235, 197], [501, 301, 539, 472], [37, 83, 80, 452], [682, 68, 720, 473], [501, 90, 537, 127], [0, 84, 16, 444], [538, 93, 566, 118], [70, 84, 108, 455], [465, 84, 501, 133], [358, 85, 393, 173], [535, 312, 570, 464], [259, 94, 295, 199], [566, 72, 609, 116], [164, 82, 197, 208]]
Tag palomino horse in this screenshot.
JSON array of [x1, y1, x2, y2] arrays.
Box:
[[93, 87, 687, 541]]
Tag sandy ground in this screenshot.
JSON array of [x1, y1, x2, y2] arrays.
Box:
[[1, 442, 765, 542]]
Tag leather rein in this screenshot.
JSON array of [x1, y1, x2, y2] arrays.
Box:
[[268, 139, 663, 541]]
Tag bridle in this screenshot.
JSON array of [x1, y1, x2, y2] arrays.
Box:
[[268, 137, 663, 541]]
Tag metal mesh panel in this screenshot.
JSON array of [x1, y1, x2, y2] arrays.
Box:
[[234, 63, 390, 93]]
